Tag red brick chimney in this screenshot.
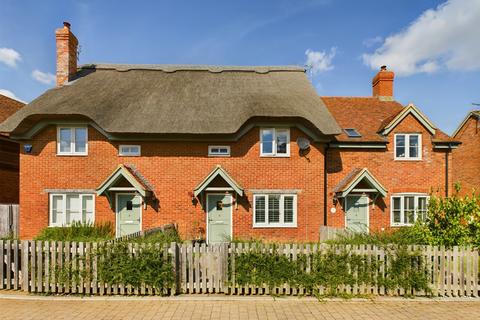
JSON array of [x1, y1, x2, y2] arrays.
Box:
[[55, 22, 78, 86], [372, 65, 394, 100]]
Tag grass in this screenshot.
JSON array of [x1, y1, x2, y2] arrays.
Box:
[[34, 222, 114, 242]]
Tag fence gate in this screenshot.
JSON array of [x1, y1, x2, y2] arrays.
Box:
[[179, 243, 228, 294]]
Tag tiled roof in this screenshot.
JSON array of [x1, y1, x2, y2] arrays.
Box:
[[321, 97, 454, 143], [0, 94, 24, 124]]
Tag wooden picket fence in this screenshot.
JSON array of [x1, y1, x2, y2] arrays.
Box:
[[1, 240, 479, 297]]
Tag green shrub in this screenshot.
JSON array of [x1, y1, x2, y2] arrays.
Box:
[[55, 241, 175, 293], [129, 228, 181, 244], [232, 245, 430, 296], [35, 222, 114, 242]]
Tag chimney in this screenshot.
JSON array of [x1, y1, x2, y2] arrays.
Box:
[[372, 65, 394, 100], [55, 22, 78, 86]]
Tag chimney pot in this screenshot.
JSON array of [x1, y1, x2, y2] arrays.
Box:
[[372, 65, 394, 100], [63, 21, 71, 29]]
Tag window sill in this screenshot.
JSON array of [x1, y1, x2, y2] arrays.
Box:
[[208, 154, 231, 157], [56, 153, 88, 157], [393, 158, 422, 161], [118, 154, 141, 157], [253, 224, 297, 228], [259, 154, 290, 158], [391, 224, 414, 227]]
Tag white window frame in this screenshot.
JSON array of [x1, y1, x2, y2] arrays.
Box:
[[56, 126, 88, 156], [119, 145, 141, 157], [208, 145, 231, 157], [394, 133, 422, 160], [49, 193, 95, 227], [253, 194, 297, 228], [260, 128, 290, 157], [390, 193, 429, 227]]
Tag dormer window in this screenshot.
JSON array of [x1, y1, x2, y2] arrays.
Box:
[[344, 128, 361, 138], [394, 133, 421, 160], [260, 128, 290, 157], [57, 126, 88, 156]]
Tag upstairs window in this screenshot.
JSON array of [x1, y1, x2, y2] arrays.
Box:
[[253, 194, 297, 227], [208, 145, 230, 157], [394, 133, 421, 160], [57, 126, 88, 155], [391, 194, 428, 226], [260, 128, 290, 157], [49, 193, 95, 227], [119, 145, 141, 156]]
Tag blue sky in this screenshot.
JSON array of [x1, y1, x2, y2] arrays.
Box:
[[0, 0, 479, 134]]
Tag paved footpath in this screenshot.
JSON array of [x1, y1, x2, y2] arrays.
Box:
[[0, 295, 479, 320]]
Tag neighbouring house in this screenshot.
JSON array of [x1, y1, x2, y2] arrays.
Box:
[[0, 94, 24, 203], [452, 110, 480, 194], [0, 22, 460, 241]]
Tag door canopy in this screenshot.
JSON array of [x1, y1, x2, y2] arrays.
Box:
[[333, 168, 387, 198], [96, 164, 154, 206], [194, 165, 244, 197]]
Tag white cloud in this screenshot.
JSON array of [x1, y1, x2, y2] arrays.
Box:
[[0, 89, 24, 102], [305, 47, 336, 75], [362, 0, 480, 76], [362, 36, 383, 48], [31, 69, 56, 85], [0, 48, 21, 67]]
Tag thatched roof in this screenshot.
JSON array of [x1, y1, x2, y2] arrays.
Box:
[[0, 64, 341, 138]]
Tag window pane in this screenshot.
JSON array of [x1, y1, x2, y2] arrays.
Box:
[[395, 135, 405, 158], [255, 196, 266, 223], [82, 195, 94, 223], [392, 197, 401, 223], [268, 195, 280, 223], [409, 135, 419, 158], [52, 195, 64, 225], [404, 196, 415, 224], [284, 196, 294, 223], [276, 130, 288, 154], [59, 128, 72, 153], [66, 195, 81, 224], [417, 197, 427, 221], [74, 128, 87, 153], [261, 129, 274, 154]]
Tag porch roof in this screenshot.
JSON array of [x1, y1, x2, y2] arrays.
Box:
[[96, 164, 153, 198], [194, 165, 244, 197], [333, 168, 387, 198]]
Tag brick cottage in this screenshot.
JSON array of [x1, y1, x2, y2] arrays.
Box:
[[0, 94, 24, 204], [0, 23, 460, 241], [452, 110, 480, 194]]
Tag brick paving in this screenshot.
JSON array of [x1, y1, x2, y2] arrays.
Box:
[[0, 296, 479, 320]]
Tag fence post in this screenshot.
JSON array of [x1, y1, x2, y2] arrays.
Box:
[[171, 242, 180, 295], [21, 241, 29, 292]]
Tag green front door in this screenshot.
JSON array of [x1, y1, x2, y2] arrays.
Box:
[[346, 195, 369, 233], [207, 194, 232, 243], [117, 194, 142, 237]]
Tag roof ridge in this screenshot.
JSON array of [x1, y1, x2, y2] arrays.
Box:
[[79, 63, 306, 74]]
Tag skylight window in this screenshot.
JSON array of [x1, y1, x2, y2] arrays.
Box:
[[344, 128, 361, 138]]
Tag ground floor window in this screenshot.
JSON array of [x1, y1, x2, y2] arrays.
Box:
[[253, 194, 297, 227], [391, 194, 428, 226], [49, 193, 95, 227]]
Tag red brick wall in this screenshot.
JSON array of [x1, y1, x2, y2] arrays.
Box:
[[326, 114, 450, 232], [453, 116, 480, 194], [19, 125, 325, 241]]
